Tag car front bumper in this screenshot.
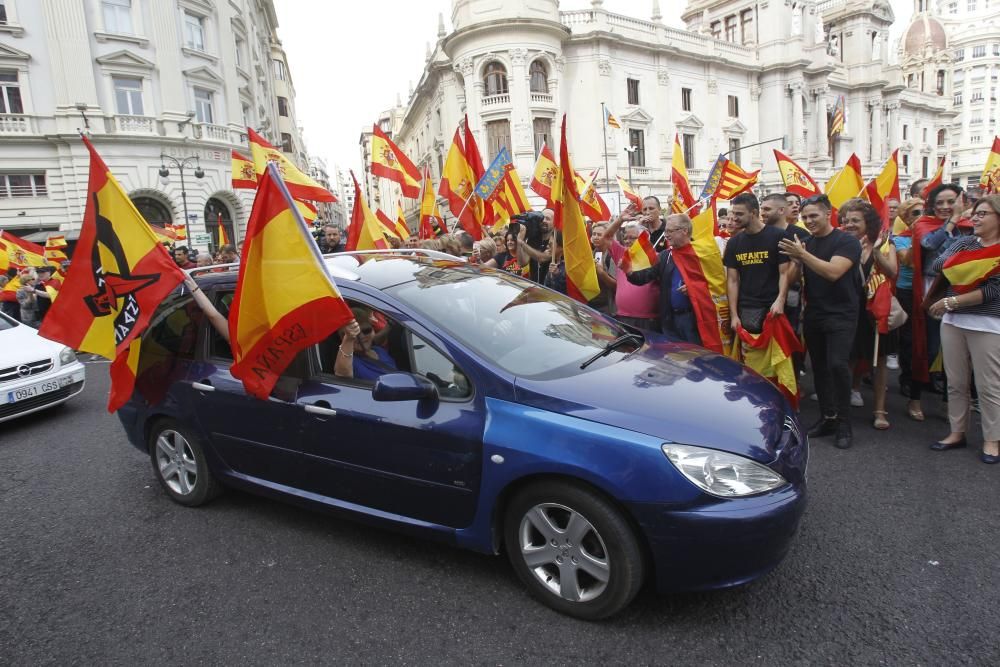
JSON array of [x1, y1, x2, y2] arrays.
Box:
[[0, 361, 86, 423], [627, 483, 807, 593]]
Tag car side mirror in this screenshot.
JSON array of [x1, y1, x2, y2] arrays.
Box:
[[372, 372, 438, 402]]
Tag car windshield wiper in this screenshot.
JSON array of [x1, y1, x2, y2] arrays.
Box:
[[579, 332, 644, 370]]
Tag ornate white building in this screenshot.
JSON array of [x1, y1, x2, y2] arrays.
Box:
[[383, 0, 953, 225], [898, 0, 1000, 192], [0, 0, 311, 249]]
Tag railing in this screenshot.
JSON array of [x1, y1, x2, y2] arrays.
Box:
[[631, 167, 651, 177], [481, 93, 510, 107], [815, 0, 847, 12], [607, 13, 657, 33], [0, 114, 32, 134], [560, 10, 594, 28], [115, 114, 155, 134], [530, 92, 553, 104], [195, 123, 230, 142]]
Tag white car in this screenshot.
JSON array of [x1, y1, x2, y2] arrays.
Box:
[[0, 310, 86, 423]]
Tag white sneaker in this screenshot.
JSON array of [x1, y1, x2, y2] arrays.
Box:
[[851, 390, 864, 407], [808, 393, 818, 401], [886, 354, 899, 370]]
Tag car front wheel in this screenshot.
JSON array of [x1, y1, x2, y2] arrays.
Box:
[[149, 420, 220, 507], [504, 481, 645, 620]]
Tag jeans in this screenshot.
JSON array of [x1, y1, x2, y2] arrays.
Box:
[[804, 316, 857, 421], [665, 311, 700, 345]]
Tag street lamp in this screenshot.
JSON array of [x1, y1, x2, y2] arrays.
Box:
[[623, 145, 638, 185], [158, 153, 205, 236]]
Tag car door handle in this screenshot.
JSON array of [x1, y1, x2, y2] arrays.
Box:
[[304, 403, 337, 417], [192, 381, 215, 392]]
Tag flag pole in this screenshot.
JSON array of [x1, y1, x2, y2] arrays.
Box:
[[601, 102, 611, 195]]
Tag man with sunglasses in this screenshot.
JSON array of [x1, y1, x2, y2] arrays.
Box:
[[779, 194, 863, 449]]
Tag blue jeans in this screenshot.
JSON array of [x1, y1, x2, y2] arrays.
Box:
[[665, 311, 701, 345]]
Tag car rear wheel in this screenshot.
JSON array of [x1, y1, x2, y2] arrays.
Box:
[[149, 420, 220, 507], [504, 481, 644, 620]]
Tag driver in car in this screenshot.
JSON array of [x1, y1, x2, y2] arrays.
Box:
[[334, 307, 398, 381]]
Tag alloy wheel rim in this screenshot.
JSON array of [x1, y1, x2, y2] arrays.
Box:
[[518, 502, 610, 603], [155, 430, 198, 496]]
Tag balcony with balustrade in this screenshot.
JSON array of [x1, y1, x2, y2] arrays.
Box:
[[481, 93, 510, 108], [194, 123, 231, 142], [0, 114, 34, 135], [114, 115, 156, 135]]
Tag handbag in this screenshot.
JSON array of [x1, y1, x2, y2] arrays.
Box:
[[887, 295, 908, 331], [738, 304, 768, 335], [921, 274, 949, 313]]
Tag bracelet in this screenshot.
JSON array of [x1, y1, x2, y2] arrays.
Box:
[[338, 346, 354, 358], [946, 296, 958, 312]]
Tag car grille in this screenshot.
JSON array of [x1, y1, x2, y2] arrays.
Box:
[[0, 381, 83, 419], [0, 358, 54, 385]]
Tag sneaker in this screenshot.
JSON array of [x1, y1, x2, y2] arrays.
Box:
[[835, 421, 853, 449], [808, 392, 818, 401], [851, 390, 864, 407], [886, 354, 899, 370], [807, 416, 839, 438]]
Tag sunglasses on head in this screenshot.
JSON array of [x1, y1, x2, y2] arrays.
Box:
[[360, 326, 374, 335], [802, 194, 830, 206]]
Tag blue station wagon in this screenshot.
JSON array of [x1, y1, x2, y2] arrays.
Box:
[[117, 250, 807, 619]]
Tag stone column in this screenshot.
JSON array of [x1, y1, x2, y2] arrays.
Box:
[[812, 85, 829, 158], [509, 47, 532, 168], [884, 100, 899, 152], [790, 82, 805, 157], [869, 98, 883, 163], [455, 57, 478, 132]]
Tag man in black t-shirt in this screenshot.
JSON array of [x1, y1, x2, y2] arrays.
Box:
[[723, 192, 791, 335], [779, 194, 862, 449], [762, 193, 809, 336]]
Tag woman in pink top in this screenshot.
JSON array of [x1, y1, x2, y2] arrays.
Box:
[[601, 207, 661, 331]]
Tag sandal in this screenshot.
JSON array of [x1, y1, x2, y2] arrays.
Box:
[[873, 411, 890, 430], [907, 402, 925, 422]]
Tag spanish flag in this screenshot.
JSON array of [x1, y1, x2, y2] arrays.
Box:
[[671, 203, 730, 354], [621, 230, 658, 273], [942, 243, 1000, 294], [173, 223, 187, 241], [617, 175, 643, 210], [553, 115, 600, 303], [420, 166, 446, 239], [231, 149, 258, 190], [217, 214, 231, 247], [394, 200, 411, 240], [530, 141, 558, 207], [370, 123, 421, 198], [0, 230, 50, 271], [346, 171, 389, 251], [39, 136, 185, 411], [866, 260, 894, 335], [295, 199, 318, 226], [825, 152, 864, 224], [575, 170, 611, 222], [44, 235, 69, 267], [229, 162, 354, 400], [980, 136, 1000, 194], [922, 156, 946, 200], [773, 149, 820, 198], [375, 208, 401, 240], [734, 313, 803, 409], [439, 127, 483, 239], [671, 134, 700, 215], [830, 96, 846, 137], [247, 127, 336, 203], [462, 117, 497, 233], [862, 149, 900, 228]]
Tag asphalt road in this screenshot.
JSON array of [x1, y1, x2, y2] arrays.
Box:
[[2, 360, 999, 665]]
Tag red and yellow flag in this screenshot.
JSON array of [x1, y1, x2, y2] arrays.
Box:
[[734, 313, 803, 409], [173, 223, 187, 241], [617, 175, 643, 210], [375, 208, 402, 240], [247, 127, 336, 203], [217, 216, 231, 247], [39, 136, 185, 411], [492, 167, 531, 228], [922, 156, 946, 200], [671, 134, 700, 215], [231, 149, 258, 190], [44, 235, 69, 267], [229, 162, 354, 400], [394, 200, 411, 240], [980, 136, 1000, 194], [825, 152, 864, 226], [574, 170, 611, 222], [295, 199, 318, 226], [439, 127, 483, 239], [530, 142, 559, 206], [346, 171, 390, 251], [701, 155, 759, 201], [942, 243, 1000, 294], [420, 166, 446, 239], [553, 115, 600, 303], [862, 149, 901, 228], [671, 203, 730, 354], [370, 124, 421, 198], [462, 117, 497, 233], [621, 230, 658, 273], [0, 230, 50, 272], [773, 149, 821, 198]]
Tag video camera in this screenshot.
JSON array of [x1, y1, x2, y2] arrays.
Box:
[[509, 210, 546, 249]]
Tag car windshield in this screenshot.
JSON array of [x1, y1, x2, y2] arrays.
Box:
[[388, 267, 637, 379], [0, 311, 16, 331]]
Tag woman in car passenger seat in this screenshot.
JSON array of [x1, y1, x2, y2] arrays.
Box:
[[334, 307, 398, 381], [183, 274, 230, 343]]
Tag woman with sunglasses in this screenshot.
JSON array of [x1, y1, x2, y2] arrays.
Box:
[[892, 197, 927, 419], [334, 307, 398, 381], [926, 196, 1000, 462]]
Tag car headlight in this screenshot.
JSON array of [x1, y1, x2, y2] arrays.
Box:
[[661, 443, 786, 497], [58, 347, 77, 365]]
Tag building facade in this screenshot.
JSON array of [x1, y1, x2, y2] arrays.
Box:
[[0, 0, 311, 249], [381, 0, 952, 227]]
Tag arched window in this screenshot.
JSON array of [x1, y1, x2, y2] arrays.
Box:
[[529, 60, 548, 94], [131, 196, 173, 227], [483, 61, 508, 97], [936, 69, 946, 95], [937, 129, 946, 146], [205, 197, 234, 250]]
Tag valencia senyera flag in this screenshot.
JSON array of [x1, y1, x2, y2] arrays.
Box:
[[229, 162, 354, 400]]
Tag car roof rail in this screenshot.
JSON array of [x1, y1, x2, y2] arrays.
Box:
[[323, 248, 465, 262], [186, 261, 361, 284]]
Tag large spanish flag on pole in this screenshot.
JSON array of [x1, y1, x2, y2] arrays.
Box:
[[346, 171, 390, 251], [862, 149, 901, 228], [575, 170, 612, 222], [247, 127, 336, 202], [39, 136, 185, 410], [773, 149, 821, 198], [231, 149, 258, 189], [420, 166, 446, 239], [671, 203, 730, 354], [825, 152, 864, 225], [554, 115, 600, 303], [229, 162, 354, 400], [463, 116, 497, 232], [370, 123, 422, 198], [530, 142, 559, 207], [671, 134, 700, 215], [439, 127, 483, 239]]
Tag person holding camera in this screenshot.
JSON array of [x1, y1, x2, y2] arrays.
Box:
[[601, 205, 661, 331], [510, 209, 553, 283], [590, 222, 617, 315]]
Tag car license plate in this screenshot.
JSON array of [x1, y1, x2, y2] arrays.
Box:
[[6, 378, 62, 404]]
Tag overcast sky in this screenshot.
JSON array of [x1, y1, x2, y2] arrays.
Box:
[[275, 0, 913, 184]]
